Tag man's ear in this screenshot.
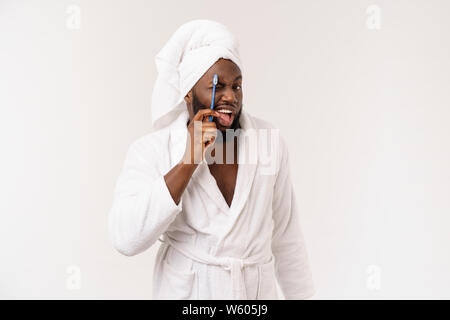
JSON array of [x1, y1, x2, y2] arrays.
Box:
[[184, 90, 192, 105]]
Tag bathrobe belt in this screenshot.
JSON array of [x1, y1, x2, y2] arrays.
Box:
[[164, 234, 269, 300]]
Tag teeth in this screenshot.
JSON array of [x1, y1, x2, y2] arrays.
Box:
[[218, 109, 232, 113]]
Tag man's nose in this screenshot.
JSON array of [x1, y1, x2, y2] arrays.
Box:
[[219, 86, 238, 105]]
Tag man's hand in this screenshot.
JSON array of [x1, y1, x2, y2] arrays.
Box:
[[182, 109, 220, 164]]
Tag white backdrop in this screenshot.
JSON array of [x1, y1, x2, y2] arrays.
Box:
[[1, 0, 450, 299]]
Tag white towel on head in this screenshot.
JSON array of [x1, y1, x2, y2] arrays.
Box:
[[150, 19, 243, 131]]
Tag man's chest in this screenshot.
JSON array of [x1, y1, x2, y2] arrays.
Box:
[[207, 163, 238, 208]]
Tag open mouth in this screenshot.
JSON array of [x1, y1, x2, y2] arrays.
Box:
[[216, 106, 235, 127]]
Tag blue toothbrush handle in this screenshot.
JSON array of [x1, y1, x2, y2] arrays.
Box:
[[209, 74, 218, 122], [209, 89, 216, 121]]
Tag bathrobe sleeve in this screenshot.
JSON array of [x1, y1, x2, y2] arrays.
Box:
[[271, 135, 316, 299], [108, 139, 183, 256]]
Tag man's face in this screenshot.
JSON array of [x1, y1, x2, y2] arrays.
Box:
[[185, 58, 243, 135]]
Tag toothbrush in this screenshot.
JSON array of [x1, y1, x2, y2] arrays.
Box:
[[209, 74, 218, 121]]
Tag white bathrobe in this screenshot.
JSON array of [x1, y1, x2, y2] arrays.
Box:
[[108, 108, 315, 300]]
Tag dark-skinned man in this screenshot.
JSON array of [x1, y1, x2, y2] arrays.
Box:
[[108, 19, 315, 300]]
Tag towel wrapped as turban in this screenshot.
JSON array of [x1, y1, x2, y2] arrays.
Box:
[[150, 19, 243, 131]]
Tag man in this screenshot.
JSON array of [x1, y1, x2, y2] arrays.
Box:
[[108, 19, 315, 300]]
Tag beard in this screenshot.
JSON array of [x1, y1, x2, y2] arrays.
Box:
[[191, 91, 242, 142]]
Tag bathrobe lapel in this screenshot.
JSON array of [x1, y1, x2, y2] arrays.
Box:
[[222, 110, 258, 219]]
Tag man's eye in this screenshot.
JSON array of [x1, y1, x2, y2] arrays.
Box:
[[234, 85, 241, 90]]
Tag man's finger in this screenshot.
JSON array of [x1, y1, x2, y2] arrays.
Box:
[[193, 109, 220, 122], [203, 131, 217, 143], [202, 126, 218, 133], [194, 121, 216, 128]]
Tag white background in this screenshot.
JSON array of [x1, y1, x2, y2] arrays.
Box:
[[1, 0, 450, 299]]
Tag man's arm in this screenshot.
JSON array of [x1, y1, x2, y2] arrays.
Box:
[[164, 162, 197, 205], [164, 108, 220, 204], [271, 135, 316, 299]]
